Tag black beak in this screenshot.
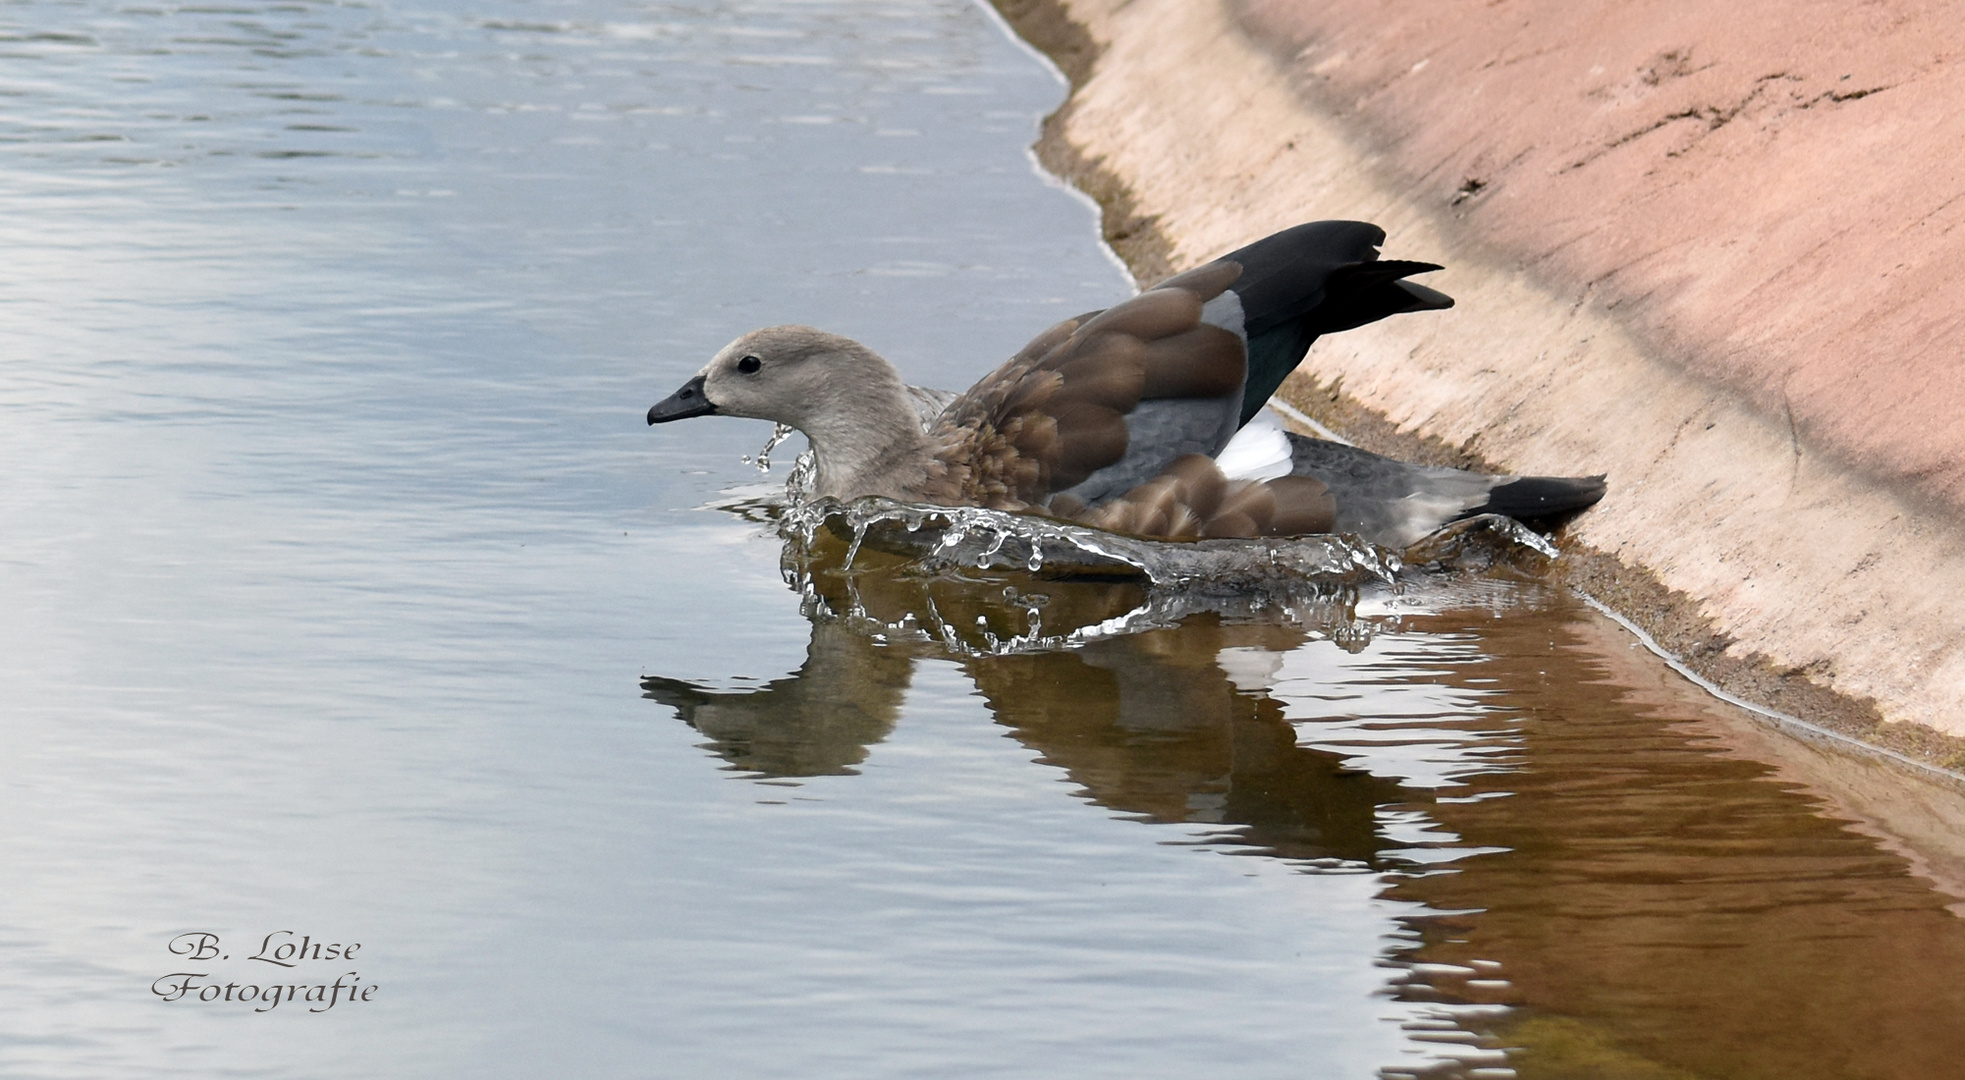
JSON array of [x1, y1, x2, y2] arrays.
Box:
[[648, 374, 717, 424]]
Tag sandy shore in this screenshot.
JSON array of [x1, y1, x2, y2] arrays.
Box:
[[991, 0, 1965, 771]]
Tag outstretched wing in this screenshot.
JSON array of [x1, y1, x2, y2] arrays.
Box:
[[1209, 221, 1453, 425], [919, 259, 1249, 511], [912, 221, 1451, 539]]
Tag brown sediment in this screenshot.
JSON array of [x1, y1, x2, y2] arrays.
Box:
[[987, 0, 1965, 774]]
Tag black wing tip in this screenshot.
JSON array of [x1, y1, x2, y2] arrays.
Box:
[[1374, 259, 1445, 276], [1221, 220, 1390, 269], [1317, 260, 1455, 314], [1397, 280, 1454, 311]]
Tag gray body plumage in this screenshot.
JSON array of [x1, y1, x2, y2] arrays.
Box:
[[1284, 434, 1521, 549]]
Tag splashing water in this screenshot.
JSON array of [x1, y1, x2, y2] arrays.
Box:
[[743, 443, 1553, 586], [779, 495, 1406, 588], [716, 444, 1564, 658], [784, 555, 1395, 659], [740, 423, 797, 473]]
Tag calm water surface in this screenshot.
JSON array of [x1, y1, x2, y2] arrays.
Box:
[[3, 1, 1963, 1077]]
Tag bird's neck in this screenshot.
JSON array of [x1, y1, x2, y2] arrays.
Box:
[[801, 375, 935, 502]]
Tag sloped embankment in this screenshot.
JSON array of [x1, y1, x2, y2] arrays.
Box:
[[992, 0, 1965, 766]]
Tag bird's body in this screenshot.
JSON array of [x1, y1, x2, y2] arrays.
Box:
[[649, 221, 1605, 548]]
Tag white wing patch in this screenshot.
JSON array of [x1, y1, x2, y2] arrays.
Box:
[[1212, 407, 1293, 482]]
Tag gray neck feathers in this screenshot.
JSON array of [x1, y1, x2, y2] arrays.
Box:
[[796, 345, 933, 501]]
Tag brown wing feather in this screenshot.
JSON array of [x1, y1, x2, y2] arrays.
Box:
[[1045, 401, 1132, 491], [1075, 287, 1201, 341], [1073, 455, 1336, 540], [1262, 476, 1338, 535], [1148, 259, 1242, 298], [1138, 327, 1244, 400], [914, 260, 1249, 514]]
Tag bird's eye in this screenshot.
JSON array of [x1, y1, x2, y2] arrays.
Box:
[[736, 355, 762, 375]]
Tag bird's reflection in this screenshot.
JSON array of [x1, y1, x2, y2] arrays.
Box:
[[643, 530, 1965, 1080], [647, 526, 1965, 1080], [644, 545, 1412, 864], [641, 619, 910, 778], [968, 629, 1408, 863]]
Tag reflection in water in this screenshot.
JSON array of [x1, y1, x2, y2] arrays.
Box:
[[1380, 609, 1965, 1080], [645, 535, 1965, 1080], [967, 627, 1409, 866], [652, 558, 1408, 861], [7, 0, 1521, 1074], [645, 619, 909, 777]]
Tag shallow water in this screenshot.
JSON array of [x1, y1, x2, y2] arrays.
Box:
[[3, 1, 1963, 1077]]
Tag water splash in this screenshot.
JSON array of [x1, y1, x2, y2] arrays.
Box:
[[780, 536, 1388, 659], [729, 441, 1392, 587], [735, 444, 1554, 586], [717, 467, 1563, 659], [779, 495, 1405, 588], [766, 495, 1393, 657], [1402, 513, 1560, 569], [739, 423, 797, 473]]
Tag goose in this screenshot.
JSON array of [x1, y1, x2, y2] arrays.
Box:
[[648, 221, 1605, 548]]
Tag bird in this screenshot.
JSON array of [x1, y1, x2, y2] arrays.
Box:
[[648, 221, 1605, 548]]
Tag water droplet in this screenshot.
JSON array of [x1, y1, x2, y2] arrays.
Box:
[[741, 423, 796, 473]]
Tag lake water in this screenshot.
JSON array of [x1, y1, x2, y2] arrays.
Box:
[[4, 1, 1963, 1077]]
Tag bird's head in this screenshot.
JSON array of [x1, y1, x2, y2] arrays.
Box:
[[647, 325, 899, 430]]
